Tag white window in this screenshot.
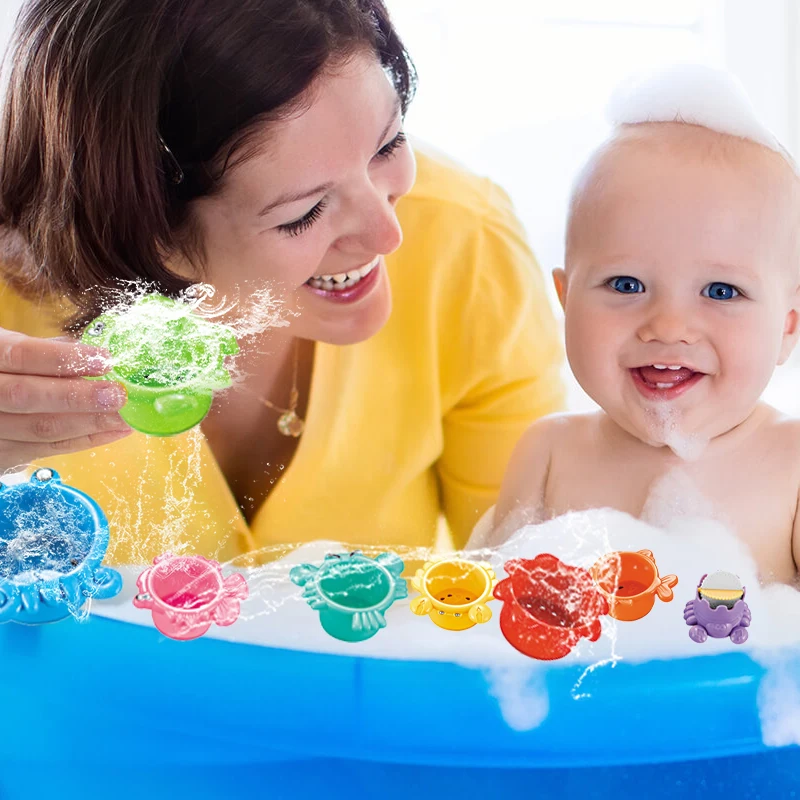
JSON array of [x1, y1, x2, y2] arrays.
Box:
[[387, 0, 800, 412]]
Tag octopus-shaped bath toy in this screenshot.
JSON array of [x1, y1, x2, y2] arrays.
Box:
[[683, 571, 750, 644]]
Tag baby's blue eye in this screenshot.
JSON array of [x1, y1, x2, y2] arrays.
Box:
[[609, 276, 644, 294], [703, 282, 739, 300]]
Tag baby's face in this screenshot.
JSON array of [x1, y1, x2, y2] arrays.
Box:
[[559, 130, 800, 448]]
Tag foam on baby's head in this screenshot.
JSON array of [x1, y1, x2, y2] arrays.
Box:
[[565, 64, 800, 263], [606, 63, 791, 162]]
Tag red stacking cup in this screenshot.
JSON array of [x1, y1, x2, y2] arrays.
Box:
[[494, 553, 609, 660]]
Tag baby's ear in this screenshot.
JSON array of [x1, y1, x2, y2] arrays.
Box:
[[777, 285, 800, 365], [552, 268, 567, 310]]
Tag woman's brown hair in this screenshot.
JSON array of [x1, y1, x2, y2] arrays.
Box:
[[0, 0, 416, 326]]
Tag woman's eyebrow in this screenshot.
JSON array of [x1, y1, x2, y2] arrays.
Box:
[[259, 181, 334, 217], [377, 95, 402, 148], [258, 95, 402, 218]]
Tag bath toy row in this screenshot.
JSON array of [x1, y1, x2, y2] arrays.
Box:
[[290, 551, 751, 658], [0, 472, 751, 653]]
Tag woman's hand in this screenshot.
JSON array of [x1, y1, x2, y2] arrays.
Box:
[[0, 329, 131, 472]]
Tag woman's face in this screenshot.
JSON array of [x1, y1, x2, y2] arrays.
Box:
[[186, 51, 416, 345]]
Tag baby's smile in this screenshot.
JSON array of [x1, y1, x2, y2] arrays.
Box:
[[630, 364, 706, 401]]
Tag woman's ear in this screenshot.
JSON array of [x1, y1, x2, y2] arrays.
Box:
[[777, 284, 800, 365], [552, 268, 567, 310]]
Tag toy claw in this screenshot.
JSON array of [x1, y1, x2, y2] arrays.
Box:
[[656, 574, 679, 602], [133, 553, 248, 641], [289, 564, 318, 587], [290, 551, 407, 642], [410, 596, 433, 616], [494, 554, 609, 661], [468, 603, 492, 624], [685, 571, 750, 645], [90, 567, 125, 600], [585, 618, 603, 643], [212, 573, 249, 627], [81, 293, 239, 437], [0, 468, 122, 625], [409, 558, 496, 631], [591, 549, 677, 621], [374, 552, 405, 579]]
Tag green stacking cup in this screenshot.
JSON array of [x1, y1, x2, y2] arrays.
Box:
[[81, 293, 239, 436]]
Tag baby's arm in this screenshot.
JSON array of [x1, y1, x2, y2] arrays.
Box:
[[472, 415, 559, 548], [793, 488, 800, 583]]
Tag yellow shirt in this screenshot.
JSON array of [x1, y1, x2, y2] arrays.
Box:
[[0, 148, 565, 565]]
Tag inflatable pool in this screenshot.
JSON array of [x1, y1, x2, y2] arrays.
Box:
[[0, 612, 798, 800]]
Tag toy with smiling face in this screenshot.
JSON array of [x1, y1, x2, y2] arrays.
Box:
[[290, 551, 407, 642], [410, 558, 497, 631], [683, 571, 751, 644], [81, 293, 239, 436]]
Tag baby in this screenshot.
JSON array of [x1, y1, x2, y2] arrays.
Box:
[[475, 67, 800, 586]]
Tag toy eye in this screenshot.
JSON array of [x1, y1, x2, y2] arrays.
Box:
[[88, 322, 104, 336]]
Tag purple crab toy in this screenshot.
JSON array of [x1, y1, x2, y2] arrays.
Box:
[[683, 571, 750, 644]]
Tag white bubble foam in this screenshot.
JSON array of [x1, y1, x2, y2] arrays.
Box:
[[87, 508, 800, 737], [643, 403, 709, 462], [606, 63, 793, 167]]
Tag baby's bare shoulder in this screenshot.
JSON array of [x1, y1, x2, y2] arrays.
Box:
[[760, 410, 800, 449], [514, 410, 599, 454]]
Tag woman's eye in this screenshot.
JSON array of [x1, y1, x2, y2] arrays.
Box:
[[702, 282, 739, 300], [375, 131, 407, 160], [608, 276, 644, 294], [277, 198, 328, 237]]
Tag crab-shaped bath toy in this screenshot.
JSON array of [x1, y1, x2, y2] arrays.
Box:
[[290, 551, 407, 642], [410, 558, 497, 631], [0, 468, 122, 624], [684, 571, 750, 644], [81, 293, 239, 436], [133, 553, 248, 640]]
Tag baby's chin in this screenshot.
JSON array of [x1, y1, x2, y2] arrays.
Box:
[[605, 407, 713, 462]]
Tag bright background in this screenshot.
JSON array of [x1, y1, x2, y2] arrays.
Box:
[[0, 1, 798, 412], [384, 0, 800, 413]]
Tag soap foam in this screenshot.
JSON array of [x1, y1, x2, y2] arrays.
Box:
[[643, 403, 709, 462], [90, 509, 800, 738], [606, 63, 793, 168]]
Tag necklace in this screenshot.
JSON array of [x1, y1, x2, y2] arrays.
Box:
[[257, 339, 305, 438]]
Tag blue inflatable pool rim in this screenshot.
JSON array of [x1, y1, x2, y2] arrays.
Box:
[[1, 613, 796, 769]]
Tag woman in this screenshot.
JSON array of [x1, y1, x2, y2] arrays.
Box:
[[0, 0, 564, 565]]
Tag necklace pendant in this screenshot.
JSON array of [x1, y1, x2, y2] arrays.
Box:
[[277, 410, 305, 438]]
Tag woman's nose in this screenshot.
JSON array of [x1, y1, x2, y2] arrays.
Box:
[[357, 193, 404, 255], [637, 302, 698, 345]]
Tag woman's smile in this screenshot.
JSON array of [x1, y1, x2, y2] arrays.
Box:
[[304, 255, 383, 303], [306, 255, 380, 290]]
